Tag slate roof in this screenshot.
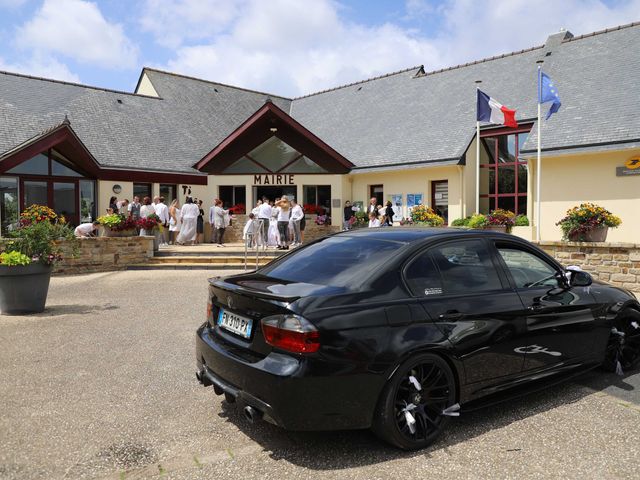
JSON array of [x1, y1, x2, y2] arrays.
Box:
[[0, 22, 638, 173], [290, 22, 640, 168], [0, 68, 289, 174]]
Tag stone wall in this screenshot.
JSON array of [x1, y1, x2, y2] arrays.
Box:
[[203, 215, 339, 243], [536, 241, 640, 293], [54, 236, 154, 275]]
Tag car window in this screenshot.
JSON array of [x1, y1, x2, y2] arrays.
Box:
[[405, 252, 443, 297], [429, 239, 502, 294], [497, 245, 560, 288], [259, 236, 401, 288]]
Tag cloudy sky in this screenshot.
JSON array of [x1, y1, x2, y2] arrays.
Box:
[[0, 0, 638, 96]]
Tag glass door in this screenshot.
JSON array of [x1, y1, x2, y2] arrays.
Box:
[[431, 180, 449, 224], [0, 177, 19, 235], [23, 180, 48, 208], [21, 179, 81, 226], [53, 182, 78, 225]]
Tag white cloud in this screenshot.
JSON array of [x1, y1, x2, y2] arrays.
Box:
[[0, 55, 81, 83], [143, 0, 640, 97], [160, 0, 439, 96], [16, 0, 138, 68], [139, 0, 244, 48], [433, 0, 640, 65]]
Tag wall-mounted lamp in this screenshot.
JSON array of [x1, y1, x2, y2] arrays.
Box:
[[270, 127, 278, 133]]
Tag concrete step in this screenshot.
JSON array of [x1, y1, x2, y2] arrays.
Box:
[[155, 250, 283, 258], [148, 256, 274, 264], [127, 263, 258, 271]]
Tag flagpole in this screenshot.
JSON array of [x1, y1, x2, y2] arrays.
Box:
[[475, 80, 482, 214], [536, 61, 543, 243]]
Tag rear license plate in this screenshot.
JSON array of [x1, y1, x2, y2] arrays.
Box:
[[218, 308, 253, 339]]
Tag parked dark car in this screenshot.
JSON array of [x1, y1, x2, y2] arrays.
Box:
[[195, 228, 640, 449]]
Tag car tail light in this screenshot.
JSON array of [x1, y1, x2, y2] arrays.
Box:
[[261, 314, 320, 354]]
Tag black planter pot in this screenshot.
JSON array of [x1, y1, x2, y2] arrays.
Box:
[[0, 263, 53, 314]]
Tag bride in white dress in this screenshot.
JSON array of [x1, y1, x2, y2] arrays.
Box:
[[177, 197, 199, 245], [267, 210, 279, 247]]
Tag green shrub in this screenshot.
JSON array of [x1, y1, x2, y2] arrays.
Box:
[[514, 215, 530, 227], [467, 213, 488, 229], [7, 219, 77, 264], [0, 251, 31, 266], [451, 217, 471, 227]]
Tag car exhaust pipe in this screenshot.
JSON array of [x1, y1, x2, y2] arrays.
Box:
[[244, 406, 262, 424], [196, 369, 212, 387]]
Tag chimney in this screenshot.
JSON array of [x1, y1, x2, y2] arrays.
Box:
[[541, 28, 574, 57]]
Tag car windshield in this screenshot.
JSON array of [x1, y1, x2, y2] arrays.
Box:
[[259, 235, 403, 288]]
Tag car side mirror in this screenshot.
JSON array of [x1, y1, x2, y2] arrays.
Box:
[[569, 270, 592, 287]]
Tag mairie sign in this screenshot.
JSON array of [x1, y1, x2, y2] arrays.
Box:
[[616, 157, 640, 176], [253, 174, 295, 185]]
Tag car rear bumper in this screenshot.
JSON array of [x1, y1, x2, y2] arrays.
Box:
[[195, 323, 382, 431]]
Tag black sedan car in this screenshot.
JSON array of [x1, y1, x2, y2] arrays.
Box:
[[195, 228, 640, 450]]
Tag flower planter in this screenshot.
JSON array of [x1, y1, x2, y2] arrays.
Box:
[[103, 227, 136, 237], [569, 226, 608, 242], [0, 263, 53, 314], [485, 225, 508, 233]]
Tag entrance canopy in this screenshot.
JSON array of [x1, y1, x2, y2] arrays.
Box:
[[195, 101, 354, 174]]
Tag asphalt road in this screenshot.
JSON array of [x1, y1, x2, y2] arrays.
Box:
[[0, 270, 639, 480]]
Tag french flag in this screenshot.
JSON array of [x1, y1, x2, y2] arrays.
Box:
[[477, 89, 518, 128]]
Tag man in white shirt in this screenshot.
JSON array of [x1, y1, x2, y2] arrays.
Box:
[[154, 196, 170, 245], [257, 197, 272, 245], [208, 200, 217, 243], [74, 222, 99, 237], [289, 199, 304, 246], [368, 197, 378, 215]]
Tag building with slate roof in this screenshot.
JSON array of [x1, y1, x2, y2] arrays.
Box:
[[0, 23, 639, 242]]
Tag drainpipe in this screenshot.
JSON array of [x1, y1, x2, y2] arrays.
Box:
[[457, 165, 465, 218]]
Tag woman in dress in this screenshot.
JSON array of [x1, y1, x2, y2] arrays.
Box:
[[267, 208, 279, 247], [213, 199, 229, 247], [384, 201, 395, 227], [274, 197, 291, 250], [139, 196, 156, 236], [196, 199, 205, 244], [177, 197, 199, 245], [109, 196, 119, 214], [168, 199, 181, 244]]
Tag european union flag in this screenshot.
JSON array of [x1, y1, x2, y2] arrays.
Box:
[[538, 70, 561, 120]]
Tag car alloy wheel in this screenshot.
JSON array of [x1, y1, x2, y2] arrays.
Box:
[[373, 353, 456, 450], [605, 309, 640, 372]]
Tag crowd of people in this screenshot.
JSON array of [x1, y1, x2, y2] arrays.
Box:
[[242, 196, 305, 250], [76, 195, 237, 247], [76, 194, 398, 241], [341, 196, 396, 230]]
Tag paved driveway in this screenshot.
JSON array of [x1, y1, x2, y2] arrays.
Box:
[[0, 271, 639, 480]]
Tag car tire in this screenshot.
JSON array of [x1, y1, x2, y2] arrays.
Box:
[[603, 308, 640, 372], [372, 353, 457, 450]]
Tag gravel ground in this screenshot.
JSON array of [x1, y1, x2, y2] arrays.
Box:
[[0, 270, 639, 480]]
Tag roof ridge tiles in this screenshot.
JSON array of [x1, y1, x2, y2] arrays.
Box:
[[419, 45, 544, 78], [142, 67, 293, 100], [562, 20, 640, 43], [292, 65, 424, 99], [0, 68, 162, 99]]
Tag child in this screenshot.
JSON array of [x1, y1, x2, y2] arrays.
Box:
[[368, 212, 380, 228], [243, 213, 258, 247]]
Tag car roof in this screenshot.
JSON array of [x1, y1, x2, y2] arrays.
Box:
[[336, 227, 522, 244]]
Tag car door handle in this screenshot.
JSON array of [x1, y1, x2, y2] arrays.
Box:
[[438, 310, 464, 321], [527, 304, 544, 312]]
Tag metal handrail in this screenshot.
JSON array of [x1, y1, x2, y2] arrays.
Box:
[[244, 219, 267, 271]]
